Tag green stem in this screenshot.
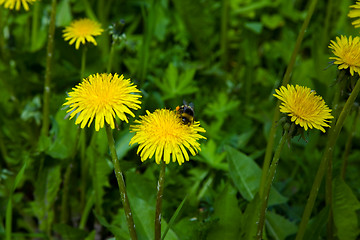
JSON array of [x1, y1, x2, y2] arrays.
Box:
[[155, 161, 166, 240], [80, 46, 87, 80], [31, 1, 40, 51], [60, 127, 81, 223], [340, 109, 359, 179], [260, 0, 318, 195], [107, 41, 116, 73], [295, 76, 360, 240], [325, 71, 344, 240], [257, 130, 287, 239], [41, 0, 57, 137], [105, 124, 137, 240]]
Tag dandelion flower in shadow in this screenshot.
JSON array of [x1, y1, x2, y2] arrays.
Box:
[[329, 35, 360, 76], [129, 109, 206, 165], [273, 84, 333, 133], [348, 1, 360, 28], [63, 18, 104, 49], [0, 0, 37, 11], [63, 73, 142, 131]]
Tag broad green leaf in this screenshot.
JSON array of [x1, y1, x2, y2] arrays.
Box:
[[333, 177, 360, 240], [226, 146, 287, 205], [207, 184, 242, 240], [265, 211, 297, 240], [53, 224, 88, 240], [303, 206, 329, 240]]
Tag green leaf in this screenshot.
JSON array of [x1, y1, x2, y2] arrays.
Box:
[[53, 224, 88, 240], [197, 139, 227, 171], [125, 171, 179, 240], [226, 146, 287, 205], [87, 131, 112, 215], [207, 184, 242, 240], [32, 165, 62, 231], [265, 211, 297, 240], [56, 0, 72, 26], [154, 63, 198, 100], [162, 195, 188, 240], [333, 177, 360, 240], [303, 206, 329, 240], [240, 193, 261, 240], [12, 157, 28, 192], [94, 211, 128, 240]]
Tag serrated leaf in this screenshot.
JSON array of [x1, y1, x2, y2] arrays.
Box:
[[333, 177, 360, 240], [226, 146, 287, 205], [265, 211, 297, 240]]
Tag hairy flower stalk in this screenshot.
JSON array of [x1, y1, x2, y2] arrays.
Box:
[[256, 84, 333, 240], [63, 73, 141, 239]]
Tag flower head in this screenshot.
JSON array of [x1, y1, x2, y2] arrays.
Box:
[[329, 35, 360, 76], [64, 73, 142, 131], [63, 18, 104, 49], [129, 109, 206, 165], [273, 84, 333, 133], [0, 0, 37, 11], [348, 1, 360, 28]]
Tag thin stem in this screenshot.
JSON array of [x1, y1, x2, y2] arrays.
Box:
[[340, 109, 359, 179], [260, 0, 318, 195], [31, 1, 40, 51], [107, 41, 116, 73], [41, 0, 57, 137], [105, 124, 137, 240], [80, 46, 87, 80], [295, 76, 360, 240], [155, 161, 166, 240], [257, 130, 287, 240]]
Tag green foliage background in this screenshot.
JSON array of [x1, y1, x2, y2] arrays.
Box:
[[0, 0, 359, 239]]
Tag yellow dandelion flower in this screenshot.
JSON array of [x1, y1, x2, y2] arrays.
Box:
[[63, 18, 104, 50], [273, 84, 333, 133], [129, 109, 206, 165], [63, 73, 142, 131], [329, 35, 360, 76], [348, 1, 360, 28], [0, 0, 37, 11]]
